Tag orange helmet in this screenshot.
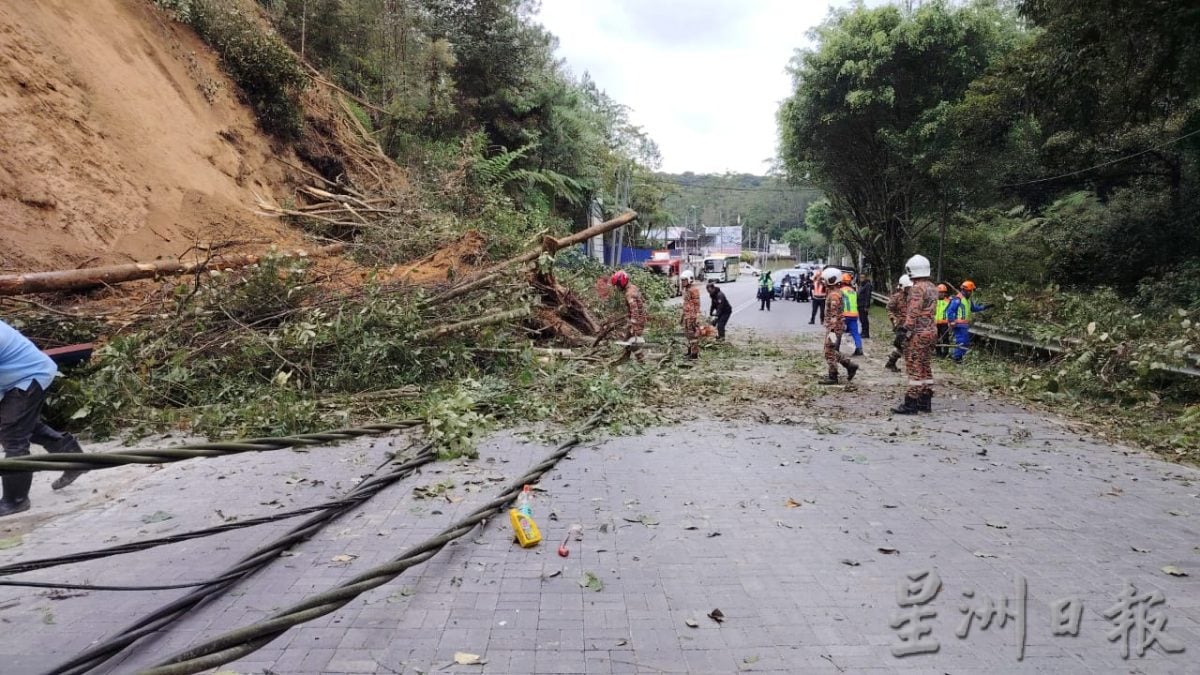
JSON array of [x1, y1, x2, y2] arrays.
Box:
[[841, 272, 853, 284], [961, 280, 976, 292], [610, 270, 629, 288], [937, 284, 948, 293]]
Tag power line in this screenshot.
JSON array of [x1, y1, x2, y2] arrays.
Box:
[[1000, 127, 1200, 188]]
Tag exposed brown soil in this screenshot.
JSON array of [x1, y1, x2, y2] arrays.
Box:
[[0, 0, 311, 273]]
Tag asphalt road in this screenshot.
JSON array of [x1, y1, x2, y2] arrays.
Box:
[[706, 276, 822, 338]]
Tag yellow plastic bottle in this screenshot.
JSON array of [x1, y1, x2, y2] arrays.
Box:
[[510, 485, 542, 547], [509, 508, 542, 547]]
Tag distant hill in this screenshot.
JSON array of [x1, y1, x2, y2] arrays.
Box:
[[656, 173, 823, 241]]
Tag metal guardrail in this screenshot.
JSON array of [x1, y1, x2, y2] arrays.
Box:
[[867, 292, 1200, 379]]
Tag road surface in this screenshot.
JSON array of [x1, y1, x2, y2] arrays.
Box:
[[0, 306, 1196, 674]]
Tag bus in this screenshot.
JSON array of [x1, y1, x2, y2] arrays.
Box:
[[703, 255, 741, 283]]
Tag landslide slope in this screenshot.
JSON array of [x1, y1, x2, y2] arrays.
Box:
[[0, 0, 309, 272]]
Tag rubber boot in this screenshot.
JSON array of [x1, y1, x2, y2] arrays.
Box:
[[892, 396, 919, 415], [885, 356, 900, 373], [50, 433, 85, 490], [852, 349, 864, 356], [918, 392, 932, 413], [817, 371, 839, 385], [0, 473, 32, 517], [845, 362, 859, 382]]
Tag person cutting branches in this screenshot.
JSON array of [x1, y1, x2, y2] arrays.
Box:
[[946, 280, 989, 363], [610, 270, 646, 363]]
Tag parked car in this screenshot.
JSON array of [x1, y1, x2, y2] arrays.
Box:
[[739, 262, 761, 277], [774, 268, 808, 300]]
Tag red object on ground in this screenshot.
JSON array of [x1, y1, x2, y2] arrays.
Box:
[[43, 343, 94, 367]]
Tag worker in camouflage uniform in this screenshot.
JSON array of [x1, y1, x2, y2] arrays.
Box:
[[893, 255, 938, 414], [610, 270, 645, 363], [883, 275, 912, 372], [681, 270, 701, 360], [818, 268, 858, 384]]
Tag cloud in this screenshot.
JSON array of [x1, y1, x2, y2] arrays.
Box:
[[536, 0, 853, 174]]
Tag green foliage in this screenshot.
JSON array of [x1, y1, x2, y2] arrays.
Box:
[[158, 0, 307, 137], [424, 382, 490, 459], [658, 173, 820, 240], [778, 0, 1021, 279]]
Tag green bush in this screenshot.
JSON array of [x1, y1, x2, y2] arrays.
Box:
[[157, 0, 307, 138]]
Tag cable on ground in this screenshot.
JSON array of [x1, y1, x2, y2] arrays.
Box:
[[0, 421, 421, 474], [44, 445, 437, 675]]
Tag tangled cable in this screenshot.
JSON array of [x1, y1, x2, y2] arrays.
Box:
[[44, 445, 437, 675], [0, 421, 421, 474], [144, 411, 607, 675]]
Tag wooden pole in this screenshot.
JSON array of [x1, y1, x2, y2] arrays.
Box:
[[0, 244, 347, 297]]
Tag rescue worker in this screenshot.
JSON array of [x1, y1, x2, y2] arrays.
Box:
[[840, 272, 864, 356], [893, 256, 938, 414], [818, 268, 859, 384], [682, 270, 702, 359], [0, 319, 88, 516], [611, 270, 645, 363], [809, 267, 826, 324], [935, 284, 951, 358], [884, 275, 912, 372], [757, 271, 773, 311], [707, 280, 732, 341], [858, 276, 874, 339], [945, 280, 989, 363]]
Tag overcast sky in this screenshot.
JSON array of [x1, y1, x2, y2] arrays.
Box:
[[535, 0, 869, 176]]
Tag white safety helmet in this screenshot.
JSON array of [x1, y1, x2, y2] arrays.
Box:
[[680, 269, 694, 283], [905, 254, 931, 278], [821, 267, 841, 284], [899, 274, 913, 288]]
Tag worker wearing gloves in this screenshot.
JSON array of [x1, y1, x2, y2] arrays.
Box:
[[840, 272, 864, 356], [611, 271, 646, 363], [818, 268, 858, 385], [707, 281, 732, 341], [0, 319, 87, 516], [893, 256, 938, 414], [945, 280, 988, 363], [935, 284, 951, 358], [884, 275, 912, 373], [682, 270, 702, 360]]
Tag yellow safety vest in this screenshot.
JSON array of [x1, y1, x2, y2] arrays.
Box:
[[936, 298, 949, 325], [842, 289, 858, 317], [953, 294, 972, 325]]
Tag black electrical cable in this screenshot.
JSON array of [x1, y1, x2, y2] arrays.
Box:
[[0, 496, 364, 578], [0, 421, 421, 474], [43, 445, 438, 675], [139, 356, 667, 675]]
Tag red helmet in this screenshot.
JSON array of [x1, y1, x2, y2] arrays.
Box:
[[610, 270, 630, 288], [841, 272, 853, 284], [961, 280, 976, 292]]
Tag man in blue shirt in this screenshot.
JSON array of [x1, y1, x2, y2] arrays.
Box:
[[0, 320, 86, 516], [944, 280, 989, 363]]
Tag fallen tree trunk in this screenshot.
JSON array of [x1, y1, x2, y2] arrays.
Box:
[[429, 210, 637, 305], [0, 244, 348, 297]]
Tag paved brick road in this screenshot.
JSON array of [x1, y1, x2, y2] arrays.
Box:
[[0, 335, 1197, 674]]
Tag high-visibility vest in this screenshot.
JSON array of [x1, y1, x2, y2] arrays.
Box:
[[953, 293, 972, 325], [842, 289, 858, 318], [936, 298, 949, 325]]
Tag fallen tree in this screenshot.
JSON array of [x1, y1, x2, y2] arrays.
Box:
[[0, 244, 348, 297]]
